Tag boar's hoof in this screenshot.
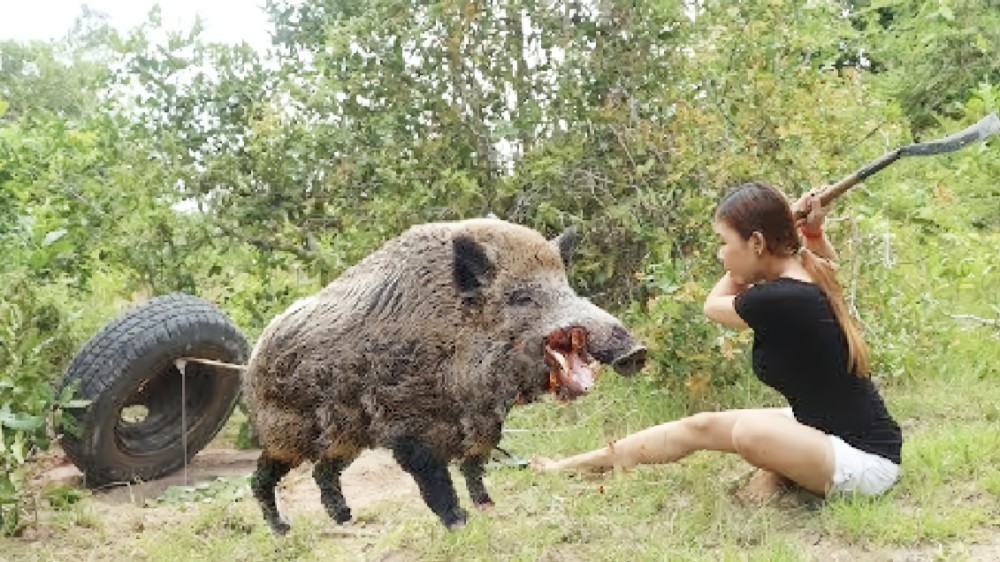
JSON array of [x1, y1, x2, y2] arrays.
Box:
[[267, 516, 292, 536], [333, 507, 352, 524], [474, 500, 495, 512], [443, 507, 468, 530], [612, 345, 647, 376]]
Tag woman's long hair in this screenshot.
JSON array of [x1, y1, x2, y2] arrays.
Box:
[[714, 181, 870, 376]]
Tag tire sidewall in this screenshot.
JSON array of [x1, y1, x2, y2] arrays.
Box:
[[59, 295, 248, 486]]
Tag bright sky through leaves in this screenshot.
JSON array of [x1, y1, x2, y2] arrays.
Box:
[[0, 0, 272, 47]]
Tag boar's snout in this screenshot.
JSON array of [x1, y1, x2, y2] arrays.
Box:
[[611, 345, 647, 376], [588, 324, 647, 377]]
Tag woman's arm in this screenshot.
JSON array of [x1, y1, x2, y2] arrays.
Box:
[[801, 228, 837, 262], [703, 272, 749, 330], [792, 191, 837, 263]]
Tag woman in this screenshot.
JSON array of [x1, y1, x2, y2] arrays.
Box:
[[532, 181, 902, 501]]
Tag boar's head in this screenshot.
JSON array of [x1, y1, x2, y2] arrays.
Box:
[[450, 219, 647, 404]]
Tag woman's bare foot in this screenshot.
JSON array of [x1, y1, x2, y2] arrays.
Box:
[[733, 469, 791, 505], [529, 456, 563, 471], [530, 456, 615, 478]]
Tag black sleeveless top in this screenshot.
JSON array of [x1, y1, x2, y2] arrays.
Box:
[[735, 278, 902, 464]]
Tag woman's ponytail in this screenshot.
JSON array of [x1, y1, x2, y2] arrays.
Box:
[[799, 249, 870, 376]]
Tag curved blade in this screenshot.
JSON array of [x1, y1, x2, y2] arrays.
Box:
[[900, 113, 1000, 156], [807, 112, 1000, 216]]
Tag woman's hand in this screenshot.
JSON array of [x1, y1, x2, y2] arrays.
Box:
[[792, 189, 830, 235], [792, 189, 838, 262]]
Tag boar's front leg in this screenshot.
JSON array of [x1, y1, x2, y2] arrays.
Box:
[[313, 456, 356, 524], [460, 456, 494, 509], [391, 437, 467, 529], [250, 454, 295, 534]]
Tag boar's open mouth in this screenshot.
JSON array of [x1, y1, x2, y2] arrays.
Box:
[[544, 327, 599, 400]]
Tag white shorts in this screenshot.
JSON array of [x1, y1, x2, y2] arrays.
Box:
[[827, 434, 900, 495], [780, 408, 900, 496]]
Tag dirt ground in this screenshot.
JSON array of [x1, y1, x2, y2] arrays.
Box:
[[5, 446, 428, 561], [33, 446, 423, 517]]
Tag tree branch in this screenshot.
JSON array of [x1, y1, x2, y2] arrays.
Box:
[[217, 223, 316, 262], [949, 314, 1000, 327]]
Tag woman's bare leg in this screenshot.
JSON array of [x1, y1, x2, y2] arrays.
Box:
[[532, 408, 779, 472], [532, 408, 835, 496], [729, 411, 835, 495]]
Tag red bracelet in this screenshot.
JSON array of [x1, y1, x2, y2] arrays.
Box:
[[800, 224, 823, 240]]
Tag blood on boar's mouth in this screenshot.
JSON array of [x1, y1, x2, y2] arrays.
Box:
[[544, 326, 599, 400]]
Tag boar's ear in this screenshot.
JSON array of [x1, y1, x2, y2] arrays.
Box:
[[550, 226, 578, 266], [453, 234, 495, 300]]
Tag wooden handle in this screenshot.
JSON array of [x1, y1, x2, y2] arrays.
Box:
[[793, 149, 902, 220]]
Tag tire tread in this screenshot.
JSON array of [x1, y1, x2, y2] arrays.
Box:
[[57, 294, 248, 486]]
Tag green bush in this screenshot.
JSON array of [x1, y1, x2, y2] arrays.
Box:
[[0, 275, 88, 535]]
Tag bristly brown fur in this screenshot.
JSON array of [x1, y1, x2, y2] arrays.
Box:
[[243, 217, 644, 531]]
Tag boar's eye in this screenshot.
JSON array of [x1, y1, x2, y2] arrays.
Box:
[[507, 288, 536, 307]]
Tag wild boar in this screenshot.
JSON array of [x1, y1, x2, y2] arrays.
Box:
[[244, 217, 646, 533]]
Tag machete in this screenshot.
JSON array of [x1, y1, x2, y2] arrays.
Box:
[[795, 112, 1000, 220]]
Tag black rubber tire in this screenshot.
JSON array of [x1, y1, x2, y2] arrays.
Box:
[[57, 294, 249, 487]]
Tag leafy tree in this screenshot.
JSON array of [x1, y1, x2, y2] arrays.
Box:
[[851, 0, 1000, 133]]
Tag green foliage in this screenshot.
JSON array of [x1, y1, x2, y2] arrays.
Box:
[[40, 484, 90, 511], [147, 477, 251, 508], [631, 261, 757, 406], [852, 0, 1000, 133], [0, 277, 88, 535]]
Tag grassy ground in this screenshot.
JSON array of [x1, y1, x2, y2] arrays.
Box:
[[4, 334, 999, 562]]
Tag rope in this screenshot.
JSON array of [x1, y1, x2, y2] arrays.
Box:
[[174, 358, 189, 487]]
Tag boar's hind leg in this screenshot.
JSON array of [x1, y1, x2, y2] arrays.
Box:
[[313, 456, 356, 524], [391, 438, 467, 529], [460, 457, 494, 509], [251, 454, 294, 534]]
